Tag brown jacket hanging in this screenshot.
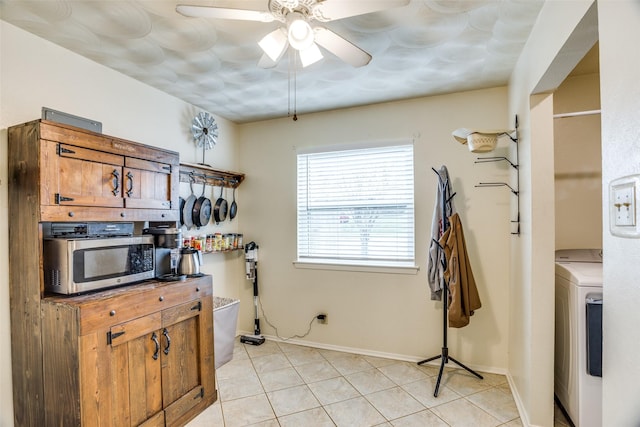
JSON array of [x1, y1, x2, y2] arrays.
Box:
[[439, 213, 482, 328]]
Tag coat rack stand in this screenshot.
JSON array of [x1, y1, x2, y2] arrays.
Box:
[[418, 168, 483, 397]]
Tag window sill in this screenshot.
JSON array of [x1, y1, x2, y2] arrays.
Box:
[[293, 260, 420, 275]]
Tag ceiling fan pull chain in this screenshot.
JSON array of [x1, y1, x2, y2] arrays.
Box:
[[288, 48, 292, 119], [287, 48, 298, 121], [293, 51, 298, 122], [293, 52, 298, 121]]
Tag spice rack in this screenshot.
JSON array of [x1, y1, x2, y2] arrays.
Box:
[[186, 233, 244, 254]]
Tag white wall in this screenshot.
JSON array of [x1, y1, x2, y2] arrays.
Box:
[[237, 88, 513, 368], [9, 4, 637, 426], [507, 1, 597, 425], [0, 19, 515, 425], [554, 71, 602, 250], [0, 21, 243, 426], [598, 1, 640, 424]]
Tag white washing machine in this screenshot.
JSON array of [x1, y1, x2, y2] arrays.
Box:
[[555, 249, 603, 427]]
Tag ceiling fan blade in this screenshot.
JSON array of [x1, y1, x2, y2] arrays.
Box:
[[259, 28, 288, 62], [258, 53, 279, 69], [299, 43, 324, 68], [312, 0, 410, 22], [314, 27, 371, 67], [176, 4, 275, 22]]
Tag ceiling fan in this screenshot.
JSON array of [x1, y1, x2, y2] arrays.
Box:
[[176, 0, 410, 69]]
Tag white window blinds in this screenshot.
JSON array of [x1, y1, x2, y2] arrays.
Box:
[[297, 143, 415, 266]]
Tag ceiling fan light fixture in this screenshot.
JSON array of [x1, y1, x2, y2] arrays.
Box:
[[299, 43, 323, 67], [287, 12, 314, 51], [258, 28, 288, 62], [275, 0, 300, 10]]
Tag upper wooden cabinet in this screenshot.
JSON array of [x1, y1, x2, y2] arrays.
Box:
[[124, 157, 173, 210], [9, 119, 179, 222]]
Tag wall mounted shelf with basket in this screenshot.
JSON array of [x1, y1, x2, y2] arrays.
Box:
[[179, 162, 245, 188], [473, 116, 520, 235]]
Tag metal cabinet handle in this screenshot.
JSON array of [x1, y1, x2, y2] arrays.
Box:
[[151, 332, 160, 360], [112, 169, 120, 196], [126, 171, 134, 197], [162, 328, 171, 355]]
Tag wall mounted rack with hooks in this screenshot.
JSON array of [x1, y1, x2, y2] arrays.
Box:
[[473, 116, 520, 235], [179, 162, 245, 189]]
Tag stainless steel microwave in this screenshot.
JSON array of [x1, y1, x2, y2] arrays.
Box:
[[43, 235, 154, 294]]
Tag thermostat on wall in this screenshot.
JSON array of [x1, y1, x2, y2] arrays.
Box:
[[610, 174, 640, 237]]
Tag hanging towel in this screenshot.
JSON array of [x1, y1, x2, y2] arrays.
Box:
[[427, 166, 456, 300], [439, 213, 482, 328]]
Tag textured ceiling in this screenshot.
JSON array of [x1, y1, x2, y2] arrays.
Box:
[[0, 0, 544, 123]]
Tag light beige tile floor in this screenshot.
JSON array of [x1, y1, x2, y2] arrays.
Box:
[[187, 338, 571, 427]]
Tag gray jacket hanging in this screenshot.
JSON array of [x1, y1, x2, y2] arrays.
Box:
[[427, 165, 456, 300]]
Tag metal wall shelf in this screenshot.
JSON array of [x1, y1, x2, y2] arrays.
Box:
[[474, 116, 520, 235], [179, 162, 245, 189]]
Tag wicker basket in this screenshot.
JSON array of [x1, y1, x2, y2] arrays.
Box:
[[467, 132, 497, 153], [452, 128, 503, 153]]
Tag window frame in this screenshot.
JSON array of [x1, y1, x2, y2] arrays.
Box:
[[295, 140, 419, 274]]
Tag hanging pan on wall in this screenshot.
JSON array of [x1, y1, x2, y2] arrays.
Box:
[[178, 196, 185, 228], [229, 181, 238, 221], [192, 182, 212, 228], [182, 175, 197, 230], [213, 180, 228, 224]]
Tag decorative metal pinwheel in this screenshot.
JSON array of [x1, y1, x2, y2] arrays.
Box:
[[192, 111, 218, 150]]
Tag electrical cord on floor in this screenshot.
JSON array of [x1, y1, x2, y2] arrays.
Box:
[[258, 296, 316, 341]]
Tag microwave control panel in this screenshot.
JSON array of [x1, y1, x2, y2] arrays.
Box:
[[44, 222, 134, 238]]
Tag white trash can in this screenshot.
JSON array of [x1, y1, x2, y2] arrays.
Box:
[[213, 297, 240, 369]]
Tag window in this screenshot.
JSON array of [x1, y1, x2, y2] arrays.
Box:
[[297, 142, 415, 268]]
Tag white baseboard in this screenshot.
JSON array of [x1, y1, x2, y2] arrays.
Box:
[[236, 330, 507, 376], [506, 372, 535, 427], [236, 330, 530, 423]]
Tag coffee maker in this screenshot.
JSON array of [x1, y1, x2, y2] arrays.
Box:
[[143, 224, 183, 281]]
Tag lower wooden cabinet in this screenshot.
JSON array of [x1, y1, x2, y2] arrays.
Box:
[[41, 276, 216, 426]]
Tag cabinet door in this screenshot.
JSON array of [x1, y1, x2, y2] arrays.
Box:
[[124, 157, 173, 210], [109, 312, 163, 427], [161, 299, 211, 426], [50, 142, 125, 208]]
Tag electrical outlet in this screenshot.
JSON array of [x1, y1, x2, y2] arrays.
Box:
[[317, 313, 328, 324]]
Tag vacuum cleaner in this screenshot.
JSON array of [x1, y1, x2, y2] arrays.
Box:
[[240, 241, 265, 346]]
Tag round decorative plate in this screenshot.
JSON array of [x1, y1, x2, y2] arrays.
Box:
[[191, 111, 218, 149]]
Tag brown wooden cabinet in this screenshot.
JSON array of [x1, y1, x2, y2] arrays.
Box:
[[124, 157, 173, 210], [50, 141, 125, 208], [8, 119, 216, 426], [11, 119, 179, 222], [41, 277, 216, 426], [49, 142, 174, 211]]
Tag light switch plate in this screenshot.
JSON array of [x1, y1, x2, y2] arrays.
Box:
[[610, 175, 640, 237], [613, 183, 635, 226]]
